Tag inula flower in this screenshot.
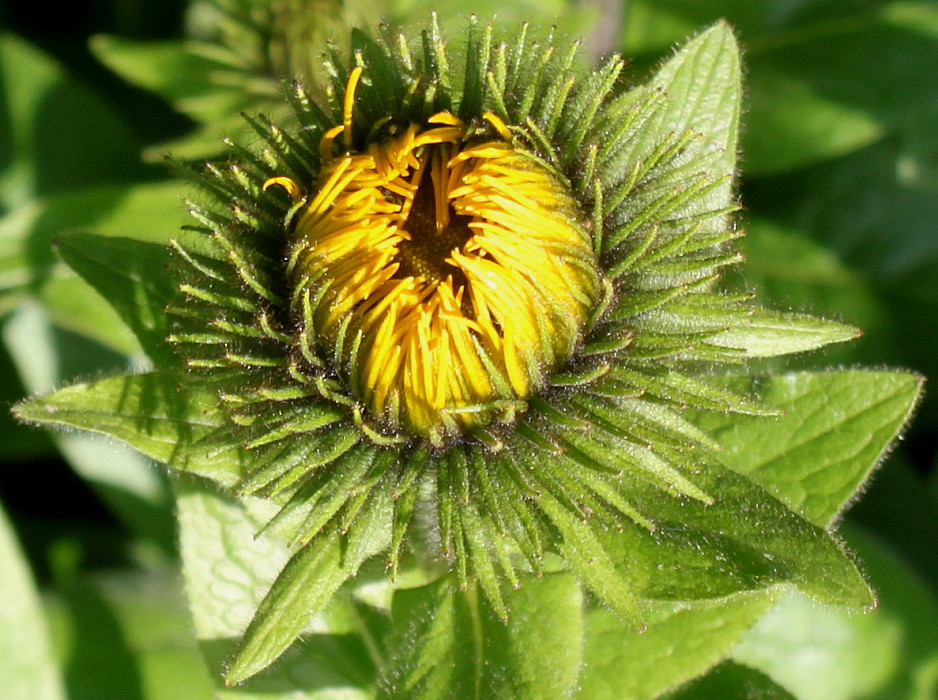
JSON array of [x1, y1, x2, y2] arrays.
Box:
[[20, 17, 872, 686]]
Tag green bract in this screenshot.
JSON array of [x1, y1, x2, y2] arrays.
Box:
[[16, 18, 915, 693]]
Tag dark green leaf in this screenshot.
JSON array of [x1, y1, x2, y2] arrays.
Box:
[[4, 304, 176, 553], [661, 661, 797, 700], [744, 3, 938, 173], [594, 462, 872, 606], [377, 571, 583, 700], [0, 33, 145, 214], [43, 569, 214, 700], [0, 180, 183, 296]]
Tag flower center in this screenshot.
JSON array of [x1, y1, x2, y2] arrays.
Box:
[[273, 70, 600, 442], [393, 157, 474, 287]]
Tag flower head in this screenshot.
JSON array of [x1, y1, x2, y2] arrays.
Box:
[[268, 67, 600, 441], [149, 18, 864, 683]]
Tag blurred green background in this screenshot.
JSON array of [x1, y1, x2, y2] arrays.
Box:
[[1, 1, 937, 698]]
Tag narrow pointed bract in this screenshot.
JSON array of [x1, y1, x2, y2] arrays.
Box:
[[20, 18, 866, 685]]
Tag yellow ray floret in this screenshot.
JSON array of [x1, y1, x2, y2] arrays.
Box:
[[272, 73, 600, 441]]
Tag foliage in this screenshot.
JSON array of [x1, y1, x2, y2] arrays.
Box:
[[1, 1, 936, 699]]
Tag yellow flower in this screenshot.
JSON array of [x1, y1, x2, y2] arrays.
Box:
[[266, 67, 600, 443]]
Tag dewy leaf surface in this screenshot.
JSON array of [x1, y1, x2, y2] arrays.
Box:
[[696, 370, 924, 526], [377, 572, 583, 700]]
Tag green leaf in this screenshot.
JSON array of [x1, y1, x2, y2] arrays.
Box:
[[89, 37, 244, 114], [0, 33, 146, 214], [746, 114, 938, 433], [622, 3, 938, 173], [225, 530, 361, 686], [4, 303, 177, 553], [0, 180, 184, 352], [55, 234, 179, 366], [695, 370, 924, 526], [89, 36, 256, 160], [13, 370, 240, 487], [0, 503, 66, 700], [43, 569, 214, 700], [620, 0, 861, 53], [744, 2, 938, 173], [595, 462, 872, 607], [377, 571, 583, 700], [742, 65, 882, 175], [577, 591, 777, 700], [648, 21, 741, 179], [175, 481, 375, 699], [660, 661, 798, 700], [733, 524, 938, 700], [601, 21, 740, 236], [707, 308, 859, 358], [736, 217, 889, 366], [0, 180, 183, 294]]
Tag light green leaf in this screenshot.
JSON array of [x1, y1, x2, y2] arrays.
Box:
[[89, 36, 244, 113], [89, 36, 256, 160], [0, 503, 66, 700], [696, 370, 924, 526], [226, 450, 394, 686], [733, 524, 938, 700], [660, 661, 798, 700], [37, 276, 142, 356], [55, 234, 179, 366], [648, 21, 741, 180], [377, 571, 583, 700], [43, 569, 214, 700], [175, 481, 375, 699], [0, 33, 145, 214], [602, 21, 740, 238], [707, 308, 859, 357], [226, 531, 372, 687], [738, 217, 889, 365], [13, 370, 240, 487], [4, 303, 176, 552], [0, 180, 183, 296], [577, 590, 777, 700]]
